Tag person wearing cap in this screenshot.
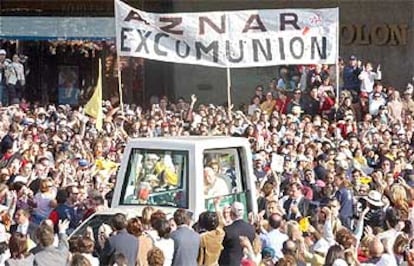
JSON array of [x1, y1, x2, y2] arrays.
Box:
[[218, 202, 255, 266], [343, 55, 362, 103]]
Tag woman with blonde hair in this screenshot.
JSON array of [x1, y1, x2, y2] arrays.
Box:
[[31, 178, 57, 224], [389, 184, 409, 220]]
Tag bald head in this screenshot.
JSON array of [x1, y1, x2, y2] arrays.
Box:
[[269, 213, 283, 229], [369, 237, 384, 258], [282, 239, 297, 256]]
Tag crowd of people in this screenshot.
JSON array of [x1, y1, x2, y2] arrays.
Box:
[[0, 47, 414, 266]]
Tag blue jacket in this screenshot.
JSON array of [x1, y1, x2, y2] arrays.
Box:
[[343, 66, 362, 91]]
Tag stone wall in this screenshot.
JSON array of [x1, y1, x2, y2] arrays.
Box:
[[145, 0, 413, 105]]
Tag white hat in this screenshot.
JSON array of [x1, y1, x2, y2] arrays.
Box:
[[0, 49, 6, 55], [364, 190, 385, 207]]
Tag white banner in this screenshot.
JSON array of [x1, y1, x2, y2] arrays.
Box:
[[115, 0, 338, 68]]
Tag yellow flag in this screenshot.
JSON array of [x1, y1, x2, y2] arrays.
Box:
[[84, 58, 103, 131], [299, 216, 310, 232]]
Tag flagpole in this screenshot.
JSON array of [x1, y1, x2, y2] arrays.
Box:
[[117, 54, 124, 115], [335, 7, 340, 144], [227, 67, 232, 121], [335, 7, 340, 108]]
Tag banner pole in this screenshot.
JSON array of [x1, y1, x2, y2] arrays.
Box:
[[335, 7, 340, 108], [117, 54, 124, 115], [227, 67, 232, 121], [335, 7, 340, 144]]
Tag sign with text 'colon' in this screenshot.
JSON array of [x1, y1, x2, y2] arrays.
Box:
[[115, 0, 338, 68]]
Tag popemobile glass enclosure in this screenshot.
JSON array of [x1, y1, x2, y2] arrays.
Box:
[[112, 136, 258, 218]]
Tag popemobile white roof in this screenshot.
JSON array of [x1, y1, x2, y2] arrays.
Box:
[[125, 136, 251, 150]]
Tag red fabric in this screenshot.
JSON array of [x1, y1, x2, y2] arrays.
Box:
[[2, 152, 12, 161], [321, 97, 335, 111], [82, 208, 96, 221], [49, 210, 59, 226], [357, 249, 369, 263], [302, 186, 314, 201], [337, 122, 357, 139], [274, 98, 291, 114]]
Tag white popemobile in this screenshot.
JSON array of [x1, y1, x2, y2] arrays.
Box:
[[71, 136, 258, 238]]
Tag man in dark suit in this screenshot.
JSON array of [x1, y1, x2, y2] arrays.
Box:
[[101, 213, 139, 266], [219, 202, 255, 266], [283, 182, 311, 220], [10, 208, 38, 241], [171, 209, 200, 266]]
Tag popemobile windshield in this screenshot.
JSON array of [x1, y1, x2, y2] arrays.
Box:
[[111, 136, 258, 218]]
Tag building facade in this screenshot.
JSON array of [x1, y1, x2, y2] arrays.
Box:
[[1, 0, 412, 106]]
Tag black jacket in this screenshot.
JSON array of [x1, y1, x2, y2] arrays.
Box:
[[219, 219, 255, 266], [283, 197, 311, 220]]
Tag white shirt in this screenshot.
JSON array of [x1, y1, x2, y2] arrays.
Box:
[[369, 97, 386, 116], [205, 177, 230, 198], [82, 253, 100, 266], [265, 229, 288, 261], [359, 70, 381, 93], [146, 230, 174, 266], [17, 222, 29, 235]]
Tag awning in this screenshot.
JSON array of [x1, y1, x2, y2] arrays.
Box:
[[0, 16, 115, 40]]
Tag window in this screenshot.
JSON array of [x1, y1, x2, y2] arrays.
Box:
[[203, 148, 250, 213], [203, 148, 243, 198], [120, 149, 188, 208]]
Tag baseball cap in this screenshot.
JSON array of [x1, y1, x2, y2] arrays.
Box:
[[0, 49, 6, 55], [349, 55, 357, 60]]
